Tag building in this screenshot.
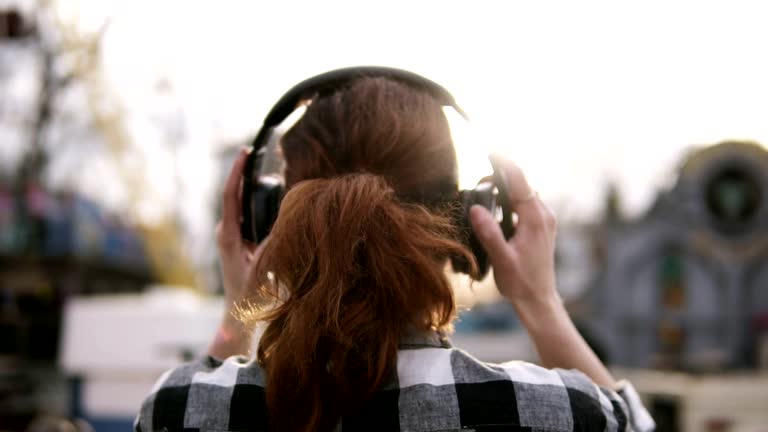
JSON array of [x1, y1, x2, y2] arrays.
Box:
[[0, 185, 154, 430], [576, 141, 768, 431], [581, 141, 768, 371]]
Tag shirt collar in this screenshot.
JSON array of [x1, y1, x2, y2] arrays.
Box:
[[398, 329, 452, 349]]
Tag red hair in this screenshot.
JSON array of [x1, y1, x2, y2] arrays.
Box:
[[246, 78, 476, 431]]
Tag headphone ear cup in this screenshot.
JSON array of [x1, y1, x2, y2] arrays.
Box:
[[246, 176, 284, 243], [452, 183, 496, 280]]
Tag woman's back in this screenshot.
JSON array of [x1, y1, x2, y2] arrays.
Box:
[[137, 332, 651, 432]]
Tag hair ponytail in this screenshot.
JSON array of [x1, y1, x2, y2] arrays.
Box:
[[246, 173, 475, 432]]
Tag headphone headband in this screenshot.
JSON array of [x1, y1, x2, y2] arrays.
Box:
[[251, 66, 468, 152]]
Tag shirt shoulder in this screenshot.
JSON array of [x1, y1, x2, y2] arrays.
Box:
[[395, 346, 654, 431], [394, 347, 571, 430], [134, 355, 268, 432]]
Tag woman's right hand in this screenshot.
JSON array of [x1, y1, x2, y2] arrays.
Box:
[[469, 156, 617, 388], [469, 156, 560, 311], [216, 148, 261, 308], [210, 148, 261, 358]]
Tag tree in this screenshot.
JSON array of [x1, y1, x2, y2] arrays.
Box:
[[0, 1, 198, 287]]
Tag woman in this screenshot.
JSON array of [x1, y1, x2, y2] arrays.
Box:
[[136, 77, 654, 431]]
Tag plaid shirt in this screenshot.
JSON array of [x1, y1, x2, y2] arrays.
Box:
[[135, 332, 655, 432]]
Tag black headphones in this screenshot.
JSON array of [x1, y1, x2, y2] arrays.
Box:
[[241, 66, 514, 279]]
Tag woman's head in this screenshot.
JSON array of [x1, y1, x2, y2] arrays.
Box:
[[281, 77, 460, 202], [246, 77, 476, 432]]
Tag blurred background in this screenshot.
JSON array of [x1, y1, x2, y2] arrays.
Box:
[[2, 1, 768, 431]]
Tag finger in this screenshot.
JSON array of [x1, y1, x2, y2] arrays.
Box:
[[216, 220, 237, 252], [512, 196, 556, 240], [470, 205, 512, 263], [236, 164, 244, 225], [244, 237, 268, 263], [491, 153, 534, 203], [220, 148, 250, 240], [215, 220, 229, 248], [539, 199, 557, 232], [491, 154, 549, 235]]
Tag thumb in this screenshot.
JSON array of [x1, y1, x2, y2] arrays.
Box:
[[469, 205, 510, 262]]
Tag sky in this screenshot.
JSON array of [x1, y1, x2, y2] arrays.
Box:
[[5, 0, 768, 268]]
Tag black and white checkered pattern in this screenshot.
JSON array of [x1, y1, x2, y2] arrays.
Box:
[[135, 333, 655, 431]]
